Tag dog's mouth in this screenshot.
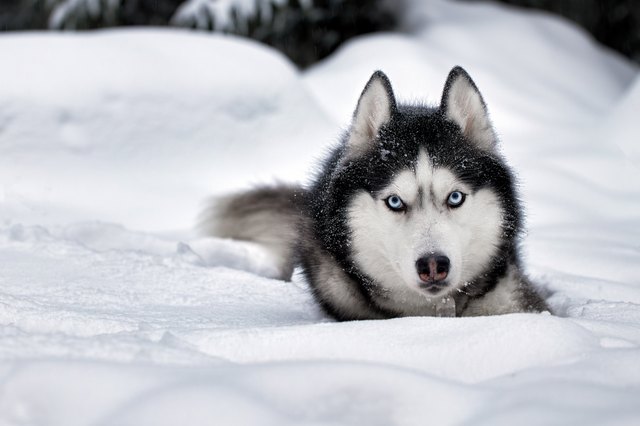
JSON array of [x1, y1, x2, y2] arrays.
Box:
[[417, 280, 448, 295]]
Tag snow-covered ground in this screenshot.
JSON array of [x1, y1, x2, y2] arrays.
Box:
[[1, 0, 639, 424]]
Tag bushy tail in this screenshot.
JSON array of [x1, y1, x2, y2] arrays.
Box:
[[199, 184, 304, 280]]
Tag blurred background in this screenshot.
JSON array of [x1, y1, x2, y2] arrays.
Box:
[[1, 0, 638, 68]]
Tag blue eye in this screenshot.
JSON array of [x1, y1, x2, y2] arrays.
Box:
[[386, 195, 405, 212], [447, 191, 465, 208]]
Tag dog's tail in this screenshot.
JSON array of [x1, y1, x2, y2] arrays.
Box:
[[199, 184, 304, 280]]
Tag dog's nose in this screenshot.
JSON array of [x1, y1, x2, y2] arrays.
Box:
[[416, 255, 450, 283]]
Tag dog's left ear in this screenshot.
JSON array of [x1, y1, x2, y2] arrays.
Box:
[[346, 70, 397, 158], [441, 66, 497, 152]]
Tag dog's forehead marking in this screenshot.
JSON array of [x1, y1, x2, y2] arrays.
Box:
[[413, 150, 461, 206], [384, 150, 463, 207], [414, 150, 433, 187], [414, 150, 434, 207]]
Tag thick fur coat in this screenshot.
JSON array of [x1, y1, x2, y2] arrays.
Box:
[[203, 67, 549, 320]]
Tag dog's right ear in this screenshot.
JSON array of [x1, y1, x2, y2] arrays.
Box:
[[441, 66, 497, 152], [345, 71, 396, 158]]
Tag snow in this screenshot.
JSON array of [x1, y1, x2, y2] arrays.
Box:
[[1, 0, 640, 424], [0, 30, 334, 232]]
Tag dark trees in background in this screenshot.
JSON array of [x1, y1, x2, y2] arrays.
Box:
[[215, 0, 398, 68], [0, 1, 183, 30], [0, 0, 638, 67], [0, 0, 397, 68]]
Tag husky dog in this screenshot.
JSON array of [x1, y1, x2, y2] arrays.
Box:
[[203, 66, 548, 320]]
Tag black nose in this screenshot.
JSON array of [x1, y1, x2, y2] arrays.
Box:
[[416, 255, 450, 283]]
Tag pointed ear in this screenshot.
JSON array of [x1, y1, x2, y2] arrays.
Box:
[[441, 66, 497, 152], [346, 70, 396, 158]]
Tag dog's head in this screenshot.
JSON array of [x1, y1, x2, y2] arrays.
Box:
[[324, 67, 520, 301]]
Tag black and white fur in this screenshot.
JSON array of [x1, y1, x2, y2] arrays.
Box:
[[203, 67, 549, 320]]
